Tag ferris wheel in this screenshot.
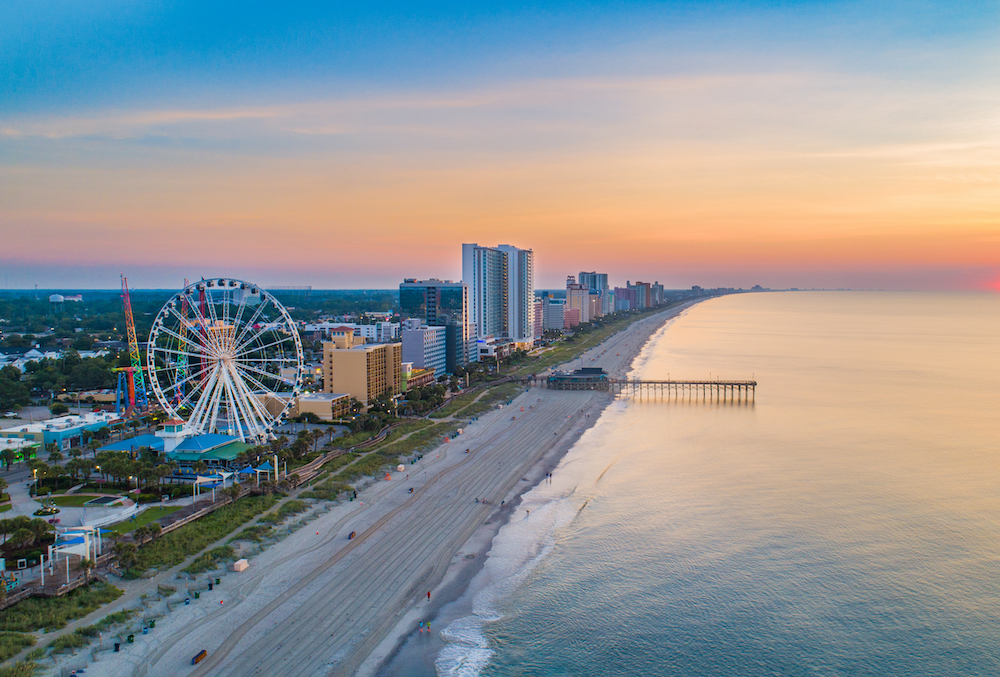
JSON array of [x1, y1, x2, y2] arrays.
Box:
[[146, 278, 304, 444]]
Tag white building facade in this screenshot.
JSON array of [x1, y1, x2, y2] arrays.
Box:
[[462, 243, 535, 349]]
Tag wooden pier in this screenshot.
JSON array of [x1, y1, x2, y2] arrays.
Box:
[[531, 369, 756, 403], [609, 378, 755, 403]]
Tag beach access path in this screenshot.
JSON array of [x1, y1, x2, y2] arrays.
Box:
[[76, 302, 696, 677]]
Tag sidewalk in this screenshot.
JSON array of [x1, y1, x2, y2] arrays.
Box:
[[7, 476, 41, 517]]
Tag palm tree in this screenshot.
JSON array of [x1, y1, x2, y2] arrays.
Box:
[[27, 518, 52, 545], [0, 477, 8, 497], [78, 558, 95, 579], [146, 523, 162, 540], [154, 464, 173, 489], [310, 429, 324, 453], [133, 525, 149, 543], [113, 542, 138, 569], [9, 529, 33, 550], [0, 449, 15, 471], [86, 439, 100, 460], [193, 461, 208, 476]]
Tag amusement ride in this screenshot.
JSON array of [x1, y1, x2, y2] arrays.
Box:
[[144, 278, 304, 444]]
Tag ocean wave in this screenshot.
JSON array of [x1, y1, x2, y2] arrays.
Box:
[[435, 491, 580, 677]]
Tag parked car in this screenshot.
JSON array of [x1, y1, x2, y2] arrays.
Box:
[[2, 412, 17, 418]]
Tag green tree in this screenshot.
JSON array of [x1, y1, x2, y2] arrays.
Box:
[[0, 449, 12, 471], [113, 542, 138, 569], [9, 528, 33, 550], [27, 518, 53, 545], [49, 402, 70, 416], [0, 366, 30, 411]]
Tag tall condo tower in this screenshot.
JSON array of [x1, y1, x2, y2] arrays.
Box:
[[462, 243, 535, 346]]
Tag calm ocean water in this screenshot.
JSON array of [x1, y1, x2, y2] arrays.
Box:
[[437, 292, 1000, 677]]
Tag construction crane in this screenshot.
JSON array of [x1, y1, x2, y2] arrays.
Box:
[[115, 274, 148, 416]]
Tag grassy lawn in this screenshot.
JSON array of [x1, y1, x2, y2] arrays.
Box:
[[105, 506, 180, 536], [49, 494, 105, 508]]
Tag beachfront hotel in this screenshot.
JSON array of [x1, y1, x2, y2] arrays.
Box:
[[462, 243, 535, 350]]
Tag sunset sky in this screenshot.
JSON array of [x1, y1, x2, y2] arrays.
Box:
[[2, 1, 998, 291]]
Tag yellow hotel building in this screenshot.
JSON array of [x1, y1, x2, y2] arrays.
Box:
[[322, 340, 402, 407]]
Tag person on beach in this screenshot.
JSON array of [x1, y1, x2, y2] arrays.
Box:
[[428, 591, 431, 600]]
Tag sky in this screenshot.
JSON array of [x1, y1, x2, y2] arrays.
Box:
[[1, 1, 998, 291]]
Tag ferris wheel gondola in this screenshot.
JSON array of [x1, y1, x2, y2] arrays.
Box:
[[146, 278, 303, 443]]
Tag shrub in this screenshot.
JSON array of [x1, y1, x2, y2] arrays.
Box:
[[0, 660, 37, 677], [183, 546, 235, 574], [136, 493, 159, 504], [230, 525, 272, 543], [48, 633, 89, 653]]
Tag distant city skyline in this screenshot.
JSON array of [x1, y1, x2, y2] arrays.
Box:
[[2, 2, 998, 292]]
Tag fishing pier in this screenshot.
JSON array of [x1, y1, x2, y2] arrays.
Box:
[[538, 368, 756, 403]]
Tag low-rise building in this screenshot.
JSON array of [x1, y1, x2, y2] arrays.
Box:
[[401, 323, 448, 376], [295, 392, 351, 421], [564, 307, 581, 328], [0, 411, 118, 451], [0, 437, 38, 463], [404, 368, 436, 391], [166, 434, 254, 472]]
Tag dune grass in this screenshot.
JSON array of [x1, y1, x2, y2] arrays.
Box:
[[0, 582, 122, 633], [0, 633, 34, 662], [105, 506, 180, 537], [124, 495, 277, 578]]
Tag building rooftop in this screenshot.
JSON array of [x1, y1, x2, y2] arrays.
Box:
[[98, 434, 165, 453], [1, 411, 118, 435], [172, 433, 239, 453]]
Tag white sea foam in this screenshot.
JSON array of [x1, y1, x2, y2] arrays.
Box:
[[435, 407, 627, 677]]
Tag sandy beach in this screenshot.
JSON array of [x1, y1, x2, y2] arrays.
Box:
[[58, 302, 698, 677]]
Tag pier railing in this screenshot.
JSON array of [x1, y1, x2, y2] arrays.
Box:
[[608, 379, 755, 402], [532, 375, 756, 402]]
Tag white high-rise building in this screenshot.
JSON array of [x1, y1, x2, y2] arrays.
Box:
[[497, 244, 534, 344], [462, 243, 535, 348]]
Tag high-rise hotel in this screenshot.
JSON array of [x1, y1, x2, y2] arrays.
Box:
[[461, 243, 535, 349]]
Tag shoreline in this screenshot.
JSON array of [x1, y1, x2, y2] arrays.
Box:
[[368, 300, 703, 677], [43, 301, 704, 677]]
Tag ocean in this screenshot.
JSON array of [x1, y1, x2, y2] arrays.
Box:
[[436, 291, 1000, 677]]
